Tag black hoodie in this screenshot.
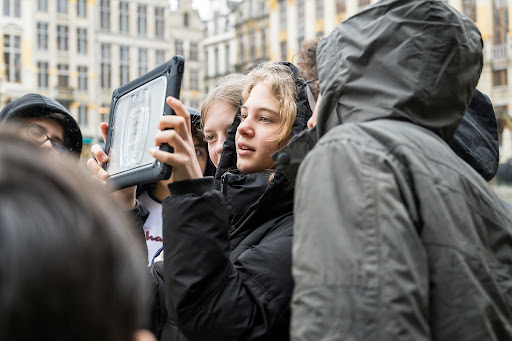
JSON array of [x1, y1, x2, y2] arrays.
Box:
[[0, 93, 82, 155]]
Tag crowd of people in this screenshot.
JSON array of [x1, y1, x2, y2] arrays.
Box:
[[2, 0, 512, 340]]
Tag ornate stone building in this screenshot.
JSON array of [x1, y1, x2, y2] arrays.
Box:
[[0, 0, 203, 159]]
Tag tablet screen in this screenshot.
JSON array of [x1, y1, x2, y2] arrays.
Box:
[[106, 75, 167, 177]]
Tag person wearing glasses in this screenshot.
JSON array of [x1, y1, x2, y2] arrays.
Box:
[[0, 93, 82, 157]]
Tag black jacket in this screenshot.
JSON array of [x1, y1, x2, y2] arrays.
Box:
[[153, 62, 311, 341]]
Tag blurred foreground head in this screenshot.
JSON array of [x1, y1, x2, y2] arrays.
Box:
[[0, 127, 151, 341]]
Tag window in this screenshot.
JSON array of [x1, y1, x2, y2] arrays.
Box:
[[57, 0, 67, 13], [3, 34, 21, 83], [77, 28, 87, 54], [100, 0, 110, 31], [494, 0, 509, 44], [57, 25, 69, 51], [238, 33, 244, 61], [261, 28, 267, 57], [37, 0, 47, 12], [175, 40, 183, 56], [316, 0, 323, 20], [77, 0, 86, 18], [139, 48, 147, 76], [78, 66, 88, 91], [298, 36, 304, 50], [358, 0, 371, 8], [249, 30, 256, 58], [37, 61, 49, 89], [58, 63, 69, 87], [205, 50, 209, 76], [279, 0, 287, 31], [184, 12, 189, 27], [100, 103, 110, 124], [493, 69, 508, 86], [156, 50, 165, 65], [79, 105, 88, 126], [101, 44, 111, 89], [138, 5, 146, 36], [155, 7, 164, 39], [280, 41, 287, 61], [120, 45, 129, 84], [259, 1, 267, 16], [190, 43, 198, 61], [297, 0, 304, 40], [3, 0, 20, 17], [335, 0, 345, 13], [120, 2, 129, 33], [190, 69, 199, 90], [37, 22, 48, 50], [461, 0, 476, 21], [214, 47, 219, 75], [225, 43, 230, 72]]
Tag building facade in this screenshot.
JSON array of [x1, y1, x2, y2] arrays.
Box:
[[268, 0, 510, 120], [202, 0, 269, 98], [202, 0, 237, 96], [233, 0, 269, 73], [0, 0, 203, 160], [171, 0, 204, 111]]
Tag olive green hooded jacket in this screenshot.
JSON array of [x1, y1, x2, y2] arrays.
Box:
[[274, 0, 512, 340]]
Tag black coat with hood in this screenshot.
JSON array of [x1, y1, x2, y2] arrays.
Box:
[[151, 62, 311, 341], [0, 93, 82, 155], [272, 1, 512, 340]]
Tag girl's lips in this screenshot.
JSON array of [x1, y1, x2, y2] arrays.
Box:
[[238, 148, 253, 156], [237, 143, 255, 156]]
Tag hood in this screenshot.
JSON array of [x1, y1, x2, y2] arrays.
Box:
[[448, 89, 499, 181], [215, 62, 312, 182], [0, 93, 82, 155], [315, 0, 483, 141]]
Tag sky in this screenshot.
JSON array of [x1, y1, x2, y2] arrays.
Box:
[[169, 0, 211, 20]]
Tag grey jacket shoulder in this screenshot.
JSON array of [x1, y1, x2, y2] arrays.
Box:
[[292, 120, 512, 340]]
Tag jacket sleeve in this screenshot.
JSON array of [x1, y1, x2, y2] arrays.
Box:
[[162, 177, 292, 341], [291, 137, 431, 341], [128, 199, 149, 262]]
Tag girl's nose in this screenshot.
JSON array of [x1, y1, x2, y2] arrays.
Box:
[[215, 139, 223, 155], [237, 117, 253, 137]]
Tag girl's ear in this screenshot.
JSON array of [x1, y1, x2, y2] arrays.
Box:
[[133, 330, 157, 341]]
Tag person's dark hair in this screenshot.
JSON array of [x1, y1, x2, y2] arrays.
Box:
[[188, 106, 205, 144], [296, 38, 321, 96], [0, 126, 150, 341], [189, 106, 215, 176]]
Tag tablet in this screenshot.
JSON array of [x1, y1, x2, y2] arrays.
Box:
[[103, 55, 184, 189]]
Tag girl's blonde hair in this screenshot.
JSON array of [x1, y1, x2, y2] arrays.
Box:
[[201, 73, 247, 127], [242, 62, 297, 144]]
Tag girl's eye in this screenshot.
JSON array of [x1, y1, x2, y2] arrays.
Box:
[[195, 149, 203, 156], [239, 113, 248, 121], [260, 116, 273, 123], [203, 135, 216, 143]]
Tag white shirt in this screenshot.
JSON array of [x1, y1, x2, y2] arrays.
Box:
[[138, 191, 163, 265]]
